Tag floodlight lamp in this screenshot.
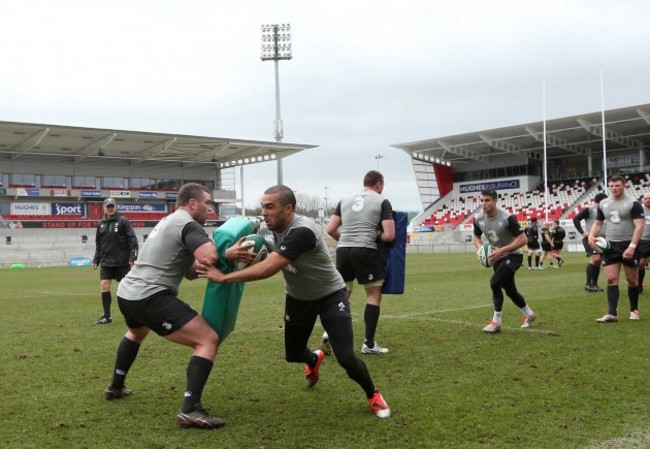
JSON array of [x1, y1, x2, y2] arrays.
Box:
[[261, 23, 292, 60], [270, 154, 276, 159]]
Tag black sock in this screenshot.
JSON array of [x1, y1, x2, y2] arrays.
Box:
[[101, 291, 112, 317], [111, 337, 140, 389], [589, 263, 600, 286], [182, 356, 214, 413], [364, 304, 380, 346], [535, 255, 540, 267], [629, 286, 640, 311], [528, 255, 532, 267], [607, 285, 619, 316], [639, 269, 646, 289]]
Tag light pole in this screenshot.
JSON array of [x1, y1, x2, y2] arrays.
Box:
[[375, 154, 385, 169], [261, 23, 292, 185], [324, 186, 329, 214]]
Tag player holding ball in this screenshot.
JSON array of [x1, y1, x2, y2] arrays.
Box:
[[473, 188, 537, 334]]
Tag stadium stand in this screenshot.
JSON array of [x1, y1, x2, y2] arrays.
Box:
[[423, 176, 605, 227], [567, 172, 650, 219], [421, 195, 480, 227]]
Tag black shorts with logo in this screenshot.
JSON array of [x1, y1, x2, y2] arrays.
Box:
[[336, 247, 386, 285], [118, 290, 197, 336], [492, 253, 523, 272], [284, 288, 351, 326], [637, 240, 650, 259], [603, 241, 640, 268]]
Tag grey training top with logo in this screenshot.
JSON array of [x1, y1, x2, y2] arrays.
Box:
[[262, 215, 345, 301], [642, 205, 650, 241], [117, 209, 210, 300], [597, 196, 644, 242], [334, 189, 393, 250], [473, 208, 523, 256], [574, 203, 606, 237]]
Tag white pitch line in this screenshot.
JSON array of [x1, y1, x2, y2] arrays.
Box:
[[382, 303, 492, 318], [235, 303, 562, 336], [4, 291, 89, 299], [584, 429, 650, 449], [41, 291, 88, 296], [422, 316, 560, 335], [382, 309, 560, 335]]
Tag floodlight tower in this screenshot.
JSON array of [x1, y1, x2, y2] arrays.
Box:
[[261, 23, 292, 184], [375, 154, 385, 169], [324, 186, 329, 214]]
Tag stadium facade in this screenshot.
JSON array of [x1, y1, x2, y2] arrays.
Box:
[[0, 121, 315, 266], [393, 103, 650, 230]]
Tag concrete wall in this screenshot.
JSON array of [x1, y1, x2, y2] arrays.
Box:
[[0, 227, 153, 268]]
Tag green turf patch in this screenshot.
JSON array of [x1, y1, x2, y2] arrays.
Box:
[[1, 253, 648, 448]]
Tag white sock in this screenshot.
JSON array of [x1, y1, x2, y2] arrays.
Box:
[[492, 311, 502, 323], [521, 306, 533, 317]]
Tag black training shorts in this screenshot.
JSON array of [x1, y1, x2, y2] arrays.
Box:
[[284, 288, 351, 326], [100, 265, 131, 281], [527, 241, 541, 251], [603, 241, 640, 268], [335, 247, 386, 285], [492, 253, 523, 272], [118, 290, 197, 336], [581, 237, 600, 256], [637, 240, 650, 259]]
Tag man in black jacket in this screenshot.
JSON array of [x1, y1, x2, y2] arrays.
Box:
[[93, 197, 139, 324]]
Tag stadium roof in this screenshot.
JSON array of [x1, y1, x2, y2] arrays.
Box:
[[392, 103, 650, 165], [0, 121, 317, 167]]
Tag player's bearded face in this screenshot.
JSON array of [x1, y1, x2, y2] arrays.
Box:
[[192, 192, 212, 225]]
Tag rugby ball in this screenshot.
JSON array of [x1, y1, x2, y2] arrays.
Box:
[[594, 236, 610, 254], [235, 234, 269, 270], [476, 241, 495, 268]]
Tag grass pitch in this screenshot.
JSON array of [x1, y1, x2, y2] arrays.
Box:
[[1, 253, 649, 449]]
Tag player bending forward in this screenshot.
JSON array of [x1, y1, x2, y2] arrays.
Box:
[[197, 185, 391, 419]]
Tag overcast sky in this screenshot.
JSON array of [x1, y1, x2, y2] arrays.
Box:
[[1, 0, 649, 211]]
